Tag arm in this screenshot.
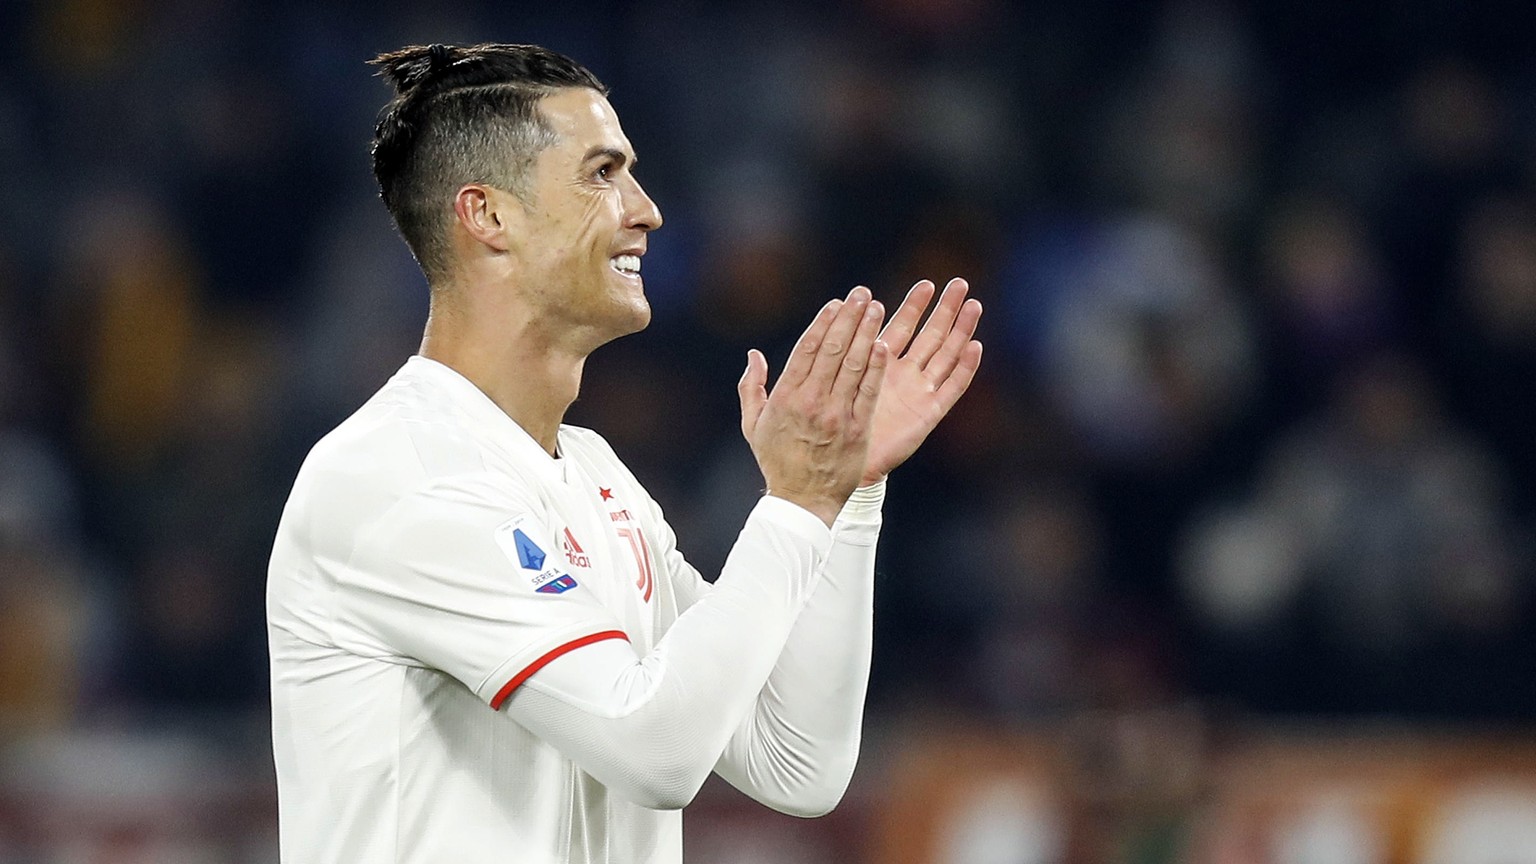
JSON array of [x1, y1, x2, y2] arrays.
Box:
[[505, 482, 881, 815], [709, 480, 883, 817], [710, 278, 981, 814], [503, 496, 833, 810], [510, 280, 981, 814], [502, 290, 889, 810]]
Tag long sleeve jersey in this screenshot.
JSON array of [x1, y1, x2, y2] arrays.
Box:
[[267, 355, 880, 864]]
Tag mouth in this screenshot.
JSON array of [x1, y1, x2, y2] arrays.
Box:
[[610, 253, 642, 279]]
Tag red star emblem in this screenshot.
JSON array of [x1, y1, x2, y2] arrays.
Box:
[[599, 487, 613, 501]]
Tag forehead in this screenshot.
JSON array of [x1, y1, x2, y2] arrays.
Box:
[[536, 88, 632, 158]]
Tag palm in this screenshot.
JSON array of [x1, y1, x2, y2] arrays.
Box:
[[861, 279, 984, 485]]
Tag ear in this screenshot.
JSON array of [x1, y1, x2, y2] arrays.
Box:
[[453, 184, 515, 253]]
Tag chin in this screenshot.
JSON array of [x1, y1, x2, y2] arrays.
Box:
[[614, 309, 651, 341], [591, 298, 651, 348], [629, 299, 653, 332], [614, 290, 652, 333]]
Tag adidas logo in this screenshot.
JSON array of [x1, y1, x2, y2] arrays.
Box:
[[563, 527, 591, 568]]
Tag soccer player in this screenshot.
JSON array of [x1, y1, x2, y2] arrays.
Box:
[[267, 43, 982, 863]]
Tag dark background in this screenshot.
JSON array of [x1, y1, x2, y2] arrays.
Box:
[[2, 0, 1535, 859]]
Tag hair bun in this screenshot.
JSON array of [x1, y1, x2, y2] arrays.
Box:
[[370, 44, 460, 95]]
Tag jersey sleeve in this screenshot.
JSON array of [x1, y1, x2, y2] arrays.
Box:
[[502, 495, 835, 811], [638, 479, 885, 815], [333, 473, 628, 708]]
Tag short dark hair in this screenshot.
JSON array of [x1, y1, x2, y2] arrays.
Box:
[[369, 43, 608, 283]]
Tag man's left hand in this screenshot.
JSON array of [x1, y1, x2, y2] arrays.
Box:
[[861, 278, 984, 486]]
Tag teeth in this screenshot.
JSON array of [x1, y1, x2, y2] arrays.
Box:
[[611, 254, 641, 275]]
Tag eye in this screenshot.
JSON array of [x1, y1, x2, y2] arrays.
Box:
[[595, 162, 614, 182]]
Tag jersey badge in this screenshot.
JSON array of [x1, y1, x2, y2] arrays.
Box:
[[497, 517, 581, 595], [616, 526, 655, 603], [535, 574, 580, 594], [512, 528, 546, 570]]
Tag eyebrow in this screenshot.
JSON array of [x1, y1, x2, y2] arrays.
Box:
[[582, 146, 636, 168]]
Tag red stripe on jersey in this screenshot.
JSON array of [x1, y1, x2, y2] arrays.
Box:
[[490, 630, 630, 710]]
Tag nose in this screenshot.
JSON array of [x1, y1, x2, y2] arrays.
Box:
[[624, 178, 663, 233]]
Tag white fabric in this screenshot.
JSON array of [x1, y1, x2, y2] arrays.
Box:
[[267, 356, 881, 864], [510, 481, 882, 816]]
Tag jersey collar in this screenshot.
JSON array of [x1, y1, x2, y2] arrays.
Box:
[[403, 355, 563, 483]]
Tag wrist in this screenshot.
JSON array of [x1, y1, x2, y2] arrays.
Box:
[[764, 489, 843, 528], [839, 479, 886, 525], [846, 478, 886, 502]]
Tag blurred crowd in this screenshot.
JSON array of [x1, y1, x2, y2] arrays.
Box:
[[2, 0, 1535, 766]]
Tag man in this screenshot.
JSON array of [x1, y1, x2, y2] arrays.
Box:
[[267, 42, 982, 863]]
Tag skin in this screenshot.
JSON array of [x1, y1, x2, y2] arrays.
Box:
[[743, 277, 984, 489], [422, 86, 983, 526], [422, 88, 660, 450]]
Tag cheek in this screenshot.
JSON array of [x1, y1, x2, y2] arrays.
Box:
[[575, 190, 620, 248]]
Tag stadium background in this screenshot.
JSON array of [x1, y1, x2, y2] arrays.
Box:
[[3, 0, 1536, 860]]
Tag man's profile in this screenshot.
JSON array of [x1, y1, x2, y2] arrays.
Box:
[[267, 42, 981, 863]]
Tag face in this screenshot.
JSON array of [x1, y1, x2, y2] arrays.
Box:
[[505, 88, 663, 346]]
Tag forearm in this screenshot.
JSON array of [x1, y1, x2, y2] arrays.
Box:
[[714, 480, 883, 817], [503, 496, 831, 810]]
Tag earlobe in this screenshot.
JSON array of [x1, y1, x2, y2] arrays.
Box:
[[454, 184, 513, 253]]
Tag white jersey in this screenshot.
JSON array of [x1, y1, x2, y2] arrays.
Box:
[[268, 356, 881, 864]]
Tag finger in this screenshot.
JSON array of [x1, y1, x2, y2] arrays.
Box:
[[738, 349, 769, 440], [934, 341, 983, 415], [805, 286, 872, 389], [877, 279, 936, 358], [853, 339, 890, 424], [923, 298, 983, 383], [908, 277, 970, 369], [831, 299, 885, 404], [778, 298, 842, 389]]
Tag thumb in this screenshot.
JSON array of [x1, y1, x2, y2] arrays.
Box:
[[738, 349, 768, 440]]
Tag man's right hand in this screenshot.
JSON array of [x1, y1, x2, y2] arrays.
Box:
[[737, 287, 889, 527]]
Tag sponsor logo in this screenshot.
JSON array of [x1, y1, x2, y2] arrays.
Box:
[[563, 527, 591, 568]]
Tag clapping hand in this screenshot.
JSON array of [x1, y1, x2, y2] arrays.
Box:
[[859, 278, 983, 485], [738, 287, 889, 526]]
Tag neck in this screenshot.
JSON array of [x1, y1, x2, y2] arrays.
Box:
[[419, 298, 586, 457]]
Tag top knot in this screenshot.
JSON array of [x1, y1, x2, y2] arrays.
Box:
[[368, 43, 609, 103], [370, 43, 463, 95]]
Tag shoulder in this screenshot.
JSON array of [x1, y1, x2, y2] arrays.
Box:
[[301, 383, 450, 493], [282, 371, 519, 545]]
